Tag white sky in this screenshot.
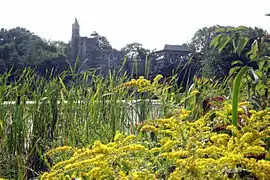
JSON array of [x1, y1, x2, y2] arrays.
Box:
[[1, 0, 270, 50]]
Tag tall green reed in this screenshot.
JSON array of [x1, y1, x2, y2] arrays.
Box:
[[0, 50, 201, 179], [0, 61, 175, 179]]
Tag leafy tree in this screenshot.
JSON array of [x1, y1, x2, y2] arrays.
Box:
[[120, 42, 156, 78], [188, 25, 233, 77], [188, 25, 268, 78], [121, 42, 151, 60], [0, 27, 69, 77], [47, 40, 69, 54], [189, 26, 225, 52], [91, 31, 112, 49], [211, 26, 270, 110]]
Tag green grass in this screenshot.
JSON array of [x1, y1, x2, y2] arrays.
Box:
[[1, 53, 267, 179], [0, 67, 179, 179]]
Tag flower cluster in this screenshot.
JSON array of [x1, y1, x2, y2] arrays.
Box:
[[41, 103, 270, 179], [116, 74, 167, 94]]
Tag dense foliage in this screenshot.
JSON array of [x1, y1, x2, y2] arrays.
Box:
[[39, 25, 270, 179], [41, 103, 270, 179], [90, 31, 112, 50], [0, 25, 268, 81], [0, 70, 176, 179], [0, 27, 69, 78], [0, 24, 269, 179], [187, 25, 268, 78]]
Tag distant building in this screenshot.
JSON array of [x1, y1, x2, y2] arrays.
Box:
[[70, 18, 190, 76], [71, 18, 124, 74], [154, 44, 190, 66]]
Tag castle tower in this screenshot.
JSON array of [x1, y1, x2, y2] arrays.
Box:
[[71, 18, 80, 64]]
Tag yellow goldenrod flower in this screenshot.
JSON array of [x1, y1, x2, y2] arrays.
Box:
[[46, 146, 73, 157], [120, 144, 148, 152], [40, 97, 270, 179], [243, 146, 267, 157], [210, 134, 230, 146], [161, 140, 178, 151], [190, 90, 199, 95], [114, 131, 125, 142], [140, 125, 158, 133]]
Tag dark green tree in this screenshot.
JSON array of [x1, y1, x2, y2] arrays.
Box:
[[121, 42, 151, 60], [91, 31, 112, 49], [0, 27, 69, 77], [188, 25, 268, 78]]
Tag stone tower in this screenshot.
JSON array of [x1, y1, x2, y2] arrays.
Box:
[[71, 18, 80, 64]]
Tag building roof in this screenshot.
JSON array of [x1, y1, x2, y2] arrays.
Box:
[[163, 44, 189, 52]]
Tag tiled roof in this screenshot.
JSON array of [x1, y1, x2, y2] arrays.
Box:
[[163, 44, 189, 52]]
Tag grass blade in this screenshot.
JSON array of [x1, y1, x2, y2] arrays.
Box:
[[232, 66, 249, 127]]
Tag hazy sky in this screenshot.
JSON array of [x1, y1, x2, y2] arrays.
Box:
[[1, 0, 270, 50]]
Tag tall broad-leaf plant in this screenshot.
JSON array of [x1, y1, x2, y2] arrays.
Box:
[[211, 26, 270, 127]]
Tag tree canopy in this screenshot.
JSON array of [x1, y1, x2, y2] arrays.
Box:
[[0, 27, 69, 77], [187, 25, 268, 78], [91, 31, 112, 50], [0, 25, 268, 82], [121, 42, 152, 60]]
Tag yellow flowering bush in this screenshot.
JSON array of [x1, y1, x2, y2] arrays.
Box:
[[41, 102, 270, 179], [116, 75, 172, 100]]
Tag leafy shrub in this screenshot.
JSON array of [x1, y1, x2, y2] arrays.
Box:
[[41, 103, 270, 179]]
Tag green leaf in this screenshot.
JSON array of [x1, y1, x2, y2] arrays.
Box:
[[259, 60, 265, 70], [58, 77, 67, 93], [210, 34, 222, 48], [249, 40, 259, 61], [119, 56, 128, 73], [215, 28, 226, 33], [236, 26, 249, 31], [255, 69, 263, 77], [218, 36, 231, 53], [226, 27, 237, 32], [231, 60, 243, 66], [233, 39, 237, 54], [229, 66, 241, 76], [255, 82, 268, 91], [232, 66, 250, 127], [236, 36, 249, 56], [60, 90, 65, 102]]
